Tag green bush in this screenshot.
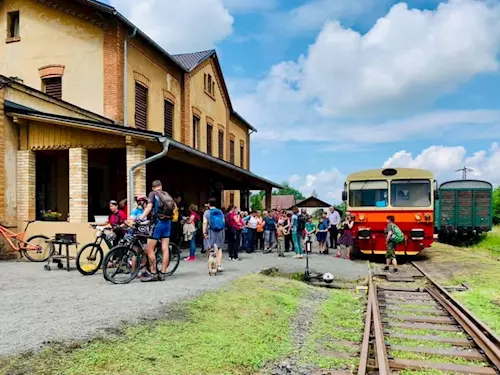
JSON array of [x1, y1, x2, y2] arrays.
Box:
[[493, 187, 500, 225]]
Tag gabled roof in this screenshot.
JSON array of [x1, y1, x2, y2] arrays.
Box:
[[295, 196, 332, 208], [171, 50, 215, 72], [271, 195, 296, 210]]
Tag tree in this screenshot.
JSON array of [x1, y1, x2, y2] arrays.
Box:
[[493, 186, 500, 225], [250, 191, 264, 212], [273, 183, 306, 201], [312, 208, 324, 220], [335, 202, 347, 217]]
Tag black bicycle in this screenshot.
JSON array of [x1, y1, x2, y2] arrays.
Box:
[[102, 222, 181, 284], [76, 224, 126, 276]]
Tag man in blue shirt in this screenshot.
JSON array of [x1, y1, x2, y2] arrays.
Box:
[[291, 207, 303, 259]]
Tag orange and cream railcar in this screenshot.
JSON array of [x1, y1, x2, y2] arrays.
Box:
[[342, 168, 437, 256]]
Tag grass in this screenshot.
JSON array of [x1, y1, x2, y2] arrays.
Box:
[[471, 226, 500, 259], [0, 275, 309, 375], [299, 290, 365, 372]]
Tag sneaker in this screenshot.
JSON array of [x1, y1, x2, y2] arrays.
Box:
[[336, 252, 341, 258], [217, 265, 224, 272], [184, 256, 195, 261], [234, 257, 242, 261], [346, 256, 351, 260], [383, 266, 390, 271], [393, 268, 399, 273], [158, 271, 166, 281], [228, 257, 234, 261], [140, 272, 158, 282]]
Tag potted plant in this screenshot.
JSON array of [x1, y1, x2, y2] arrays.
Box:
[[41, 210, 63, 221]]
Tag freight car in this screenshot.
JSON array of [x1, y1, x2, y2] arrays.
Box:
[[436, 180, 493, 243]]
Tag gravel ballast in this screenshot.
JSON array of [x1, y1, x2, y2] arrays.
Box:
[[0, 251, 368, 356]]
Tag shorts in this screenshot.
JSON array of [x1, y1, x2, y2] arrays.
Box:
[[208, 230, 225, 249], [386, 241, 396, 259], [151, 219, 171, 240]]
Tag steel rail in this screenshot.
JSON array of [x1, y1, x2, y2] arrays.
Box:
[[370, 275, 391, 375], [412, 261, 500, 347], [357, 272, 373, 375]]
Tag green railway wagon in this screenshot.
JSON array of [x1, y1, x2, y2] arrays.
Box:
[[436, 180, 493, 243]]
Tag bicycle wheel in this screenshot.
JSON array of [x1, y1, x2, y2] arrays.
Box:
[[166, 242, 181, 276], [102, 245, 139, 284], [21, 235, 54, 262], [76, 243, 103, 276]]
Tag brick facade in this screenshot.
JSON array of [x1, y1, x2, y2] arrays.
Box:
[[16, 150, 36, 222], [181, 73, 191, 145], [69, 148, 88, 223], [126, 144, 146, 209], [103, 21, 124, 123]]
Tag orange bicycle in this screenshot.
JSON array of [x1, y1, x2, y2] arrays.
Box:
[[0, 220, 54, 262]]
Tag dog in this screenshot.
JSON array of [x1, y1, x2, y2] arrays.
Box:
[[207, 248, 218, 276]]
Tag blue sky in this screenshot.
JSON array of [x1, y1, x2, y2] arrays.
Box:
[[108, 0, 500, 202]]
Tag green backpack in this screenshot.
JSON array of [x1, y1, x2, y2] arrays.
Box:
[[391, 224, 404, 244]]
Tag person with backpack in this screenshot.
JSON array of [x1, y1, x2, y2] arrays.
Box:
[[203, 198, 226, 272], [385, 215, 403, 273], [139, 180, 175, 282]]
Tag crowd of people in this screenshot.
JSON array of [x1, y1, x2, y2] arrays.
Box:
[[100, 180, 403, 281]]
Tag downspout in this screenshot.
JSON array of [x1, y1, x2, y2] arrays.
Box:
[[129, 137, 170, 214], [123, 27, 138, 127]]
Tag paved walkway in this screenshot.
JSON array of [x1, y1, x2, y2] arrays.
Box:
[[0, 251, 368, 356]]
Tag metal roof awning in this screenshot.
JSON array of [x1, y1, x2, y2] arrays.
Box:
[[5, 101, 281, 191]]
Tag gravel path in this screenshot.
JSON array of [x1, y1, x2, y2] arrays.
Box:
[[0, 251, 368, 356], [260, 289, 328, 375]]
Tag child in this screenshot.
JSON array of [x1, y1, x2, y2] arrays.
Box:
[[304, 216, 316, 253], [276, 219, 286, 257], [384, 215, 403, 273], [316, 216, 329, 254]]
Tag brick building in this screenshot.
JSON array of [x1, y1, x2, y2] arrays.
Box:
[[0, 0, 279, 256]]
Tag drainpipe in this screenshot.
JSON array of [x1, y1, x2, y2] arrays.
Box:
[[129, 137, 170, 214], [123, 27, 138, 127]]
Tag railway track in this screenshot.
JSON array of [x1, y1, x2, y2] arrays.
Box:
[[358, 262, 500, 375]]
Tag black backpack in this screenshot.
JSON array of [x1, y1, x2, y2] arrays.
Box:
[[156, 191, 175, 219]]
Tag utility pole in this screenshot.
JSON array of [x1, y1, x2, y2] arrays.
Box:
[[455, 166, 473, 180]]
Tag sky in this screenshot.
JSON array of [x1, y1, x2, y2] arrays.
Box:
[[107, 0, 500, 203]]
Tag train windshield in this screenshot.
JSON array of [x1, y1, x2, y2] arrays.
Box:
[[349, 180, 388, 207], [390, 179, 431, 207]]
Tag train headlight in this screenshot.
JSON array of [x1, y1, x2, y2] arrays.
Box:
[[415, 214, 422, 222], [358, 213, 365, 222]]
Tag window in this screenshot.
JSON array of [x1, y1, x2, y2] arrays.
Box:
[[230, 193, 235, 206], [135, 82, 148, 130], [164, 100, 174, 138], [206, 124, 213, 156], [240, 144, 244, 168], [42, 77, 62, 100], [391, 180, 431, 207], [230, 140, 235, 164], [7, 11, 20, 40], [218, 130, 224, 159], [349, 180, 388, 207], [193, 116, 200, 149], [205, 73, 215, 96]]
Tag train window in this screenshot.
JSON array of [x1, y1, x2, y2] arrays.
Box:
[[349, 180, 388, 207], [391, 179, 431, 207]]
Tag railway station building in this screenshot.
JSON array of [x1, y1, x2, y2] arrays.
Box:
[[0, 0, 279, 258]]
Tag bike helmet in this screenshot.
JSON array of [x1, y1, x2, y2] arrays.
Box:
[[136, 195, 147, 203]]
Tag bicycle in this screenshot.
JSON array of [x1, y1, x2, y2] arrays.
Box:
[[102, 222, 181, 284], [75, 224, 127, 276], [0, 220, 54, 262]]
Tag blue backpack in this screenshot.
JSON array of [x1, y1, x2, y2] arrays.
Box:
[[209, 209, 225, 232]]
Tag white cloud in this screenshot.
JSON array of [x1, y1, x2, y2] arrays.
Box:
[[234, 0, 500, 144], [274, 0, 379, 34], [383, 143, 500, 184], [110, 0, 233, 53], [223, 0, 279, 13], [288, 168, 345, 203]]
